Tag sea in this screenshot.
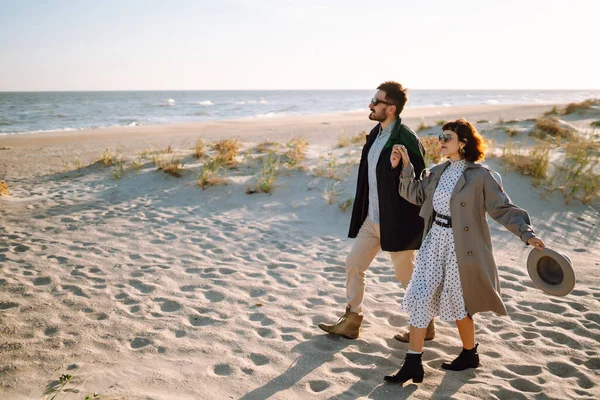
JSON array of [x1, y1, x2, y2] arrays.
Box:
[[1, 89, 599, 135]]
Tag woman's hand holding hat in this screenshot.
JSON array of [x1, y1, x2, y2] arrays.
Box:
[[528, 237, 545, 250]]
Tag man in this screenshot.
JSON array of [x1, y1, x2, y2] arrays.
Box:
[[318, 81, 435, 342]]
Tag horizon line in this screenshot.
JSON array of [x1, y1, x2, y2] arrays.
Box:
[[2, 88, 600, 93]]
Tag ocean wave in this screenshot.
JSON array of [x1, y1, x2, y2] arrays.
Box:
[[275, 105, 298, 113], [484, 99, 500, 105], [232, 99, 268, 105], [194, 111, 211, 116], [193, 100, 213, 106], [253, 112, 280, 118], [160, 98, 175, 106]]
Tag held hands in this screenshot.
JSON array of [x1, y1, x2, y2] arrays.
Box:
[[391, 145, 410, 169], [528, 237, 545, 250]]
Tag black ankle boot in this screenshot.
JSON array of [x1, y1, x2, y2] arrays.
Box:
[[441, 343, 479, 371], [384, 353, 424, 384]]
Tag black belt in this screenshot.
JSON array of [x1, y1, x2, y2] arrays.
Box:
[[434, 213, 452, 228]]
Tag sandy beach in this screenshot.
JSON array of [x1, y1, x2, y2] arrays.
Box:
[[1, 103, 599, 399]]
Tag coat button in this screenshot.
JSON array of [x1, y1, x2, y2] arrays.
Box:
[[467, 251, 473, 256], [461, 202, 466, 207], [464, 227, 469, 231]]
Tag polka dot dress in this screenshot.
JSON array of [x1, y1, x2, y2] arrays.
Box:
[[401, 159, 468, 328]]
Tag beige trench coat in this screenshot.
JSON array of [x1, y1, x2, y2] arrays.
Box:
[[399, 160, 537, 316]]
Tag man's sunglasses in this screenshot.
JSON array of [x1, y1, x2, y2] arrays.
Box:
[[438, 133, 453, 143], [371, 97, 394, 107]]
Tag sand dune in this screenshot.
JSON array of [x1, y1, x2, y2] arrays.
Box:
[[1, 104, 599, 399]]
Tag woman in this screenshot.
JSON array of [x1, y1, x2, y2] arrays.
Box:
[[384, 118, 545, 384]]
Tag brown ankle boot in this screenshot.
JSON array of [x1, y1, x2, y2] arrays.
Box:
[[393, 319, 435, 343], [318, 306, 363, 339]]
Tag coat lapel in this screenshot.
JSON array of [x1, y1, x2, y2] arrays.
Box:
[[450, 161, 479, 200]]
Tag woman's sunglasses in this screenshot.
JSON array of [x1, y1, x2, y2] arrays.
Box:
[[438, 133, 453, 143]]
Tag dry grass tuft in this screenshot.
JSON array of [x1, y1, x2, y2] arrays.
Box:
[[196, 158, 227, 189], [155, 155, 185, 177], [338, 131, 366, 147], [548, 137, 600, 204], [101, 149, 114, 166], [416, 121, 431, 132], [284, 137, 308, 167], [590, 120, 600, 128], [194, 139, 206, 158], [313, 155, 349, 181], [255, 140, 282, 153], [532, 117, 573, 140], [0, 180, 9, 196], [421, 136, 444, 166], [112, 159, 125, 179], [543, 105, 560, 116], [131, 156, 144, 173], [501, 140, 550, 183], [213, 139, 239, 166], [323, 181, 340, 205], [563, 99, 600, 115], [247, 152, 280, 194], [504, 127, 520, 137], [339, 197, 354, 212]]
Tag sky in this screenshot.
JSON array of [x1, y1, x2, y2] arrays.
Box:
[[0, 0, 598, 91]]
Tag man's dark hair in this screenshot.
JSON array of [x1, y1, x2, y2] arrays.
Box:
[[377, 81, 408, 117]]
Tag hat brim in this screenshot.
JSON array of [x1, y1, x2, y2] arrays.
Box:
[[527, 247, 575, 296]]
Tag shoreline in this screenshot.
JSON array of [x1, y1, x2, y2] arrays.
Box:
[[0, 103, 559, 148]]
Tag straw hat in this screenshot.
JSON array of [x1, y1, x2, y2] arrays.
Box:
[[527, 247, 575, 296]]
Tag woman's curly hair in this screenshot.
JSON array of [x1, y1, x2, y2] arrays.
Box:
[[442, 118, 487, 162]]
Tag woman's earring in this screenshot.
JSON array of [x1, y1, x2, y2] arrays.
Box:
[[459, 147, 465, 157]]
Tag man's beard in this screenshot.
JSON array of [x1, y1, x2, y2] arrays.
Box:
[[369, 109, 386, 122]]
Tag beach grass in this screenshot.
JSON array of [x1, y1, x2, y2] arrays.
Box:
[[532, 117, 573, 140], [284, 137, 308, 167], [501, 140, 551, 182], [196, 157, 226, 189], [194, 139, 206, 159], [213, 139, 239, 167], [155, 154, 185, 177], [247, 152, 280, 194], [337, 131, 366, 147]]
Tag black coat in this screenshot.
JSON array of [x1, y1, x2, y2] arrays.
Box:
[[348, 118, 426, 251]]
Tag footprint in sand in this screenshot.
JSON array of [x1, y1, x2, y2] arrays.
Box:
[[203, 290, 225, 303], [249, 288, 266, 298], [214, 363, 232, 376], [0, 301, 19, 310], [62, 285, 89, 298], [131, 337, 153, 349], [547, 361, 595, 389], [257, 328, 276, 339], [249, 313, 275, 326], [44, 327, 59, 336], [506, 364, 543, 376], [153, 298, 182, 312], [308, 380, 330, 393], [129, 279, 155, 294], [189, 315, 225, 327], [250, 353, 270, 366], [13, 244, 30, 253], [508, 378, 543, 393]]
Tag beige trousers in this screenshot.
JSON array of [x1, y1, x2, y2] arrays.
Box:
[[346, 217, 415, 314]]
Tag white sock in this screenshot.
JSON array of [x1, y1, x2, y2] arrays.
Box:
[[407, 350, 422, 355]]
